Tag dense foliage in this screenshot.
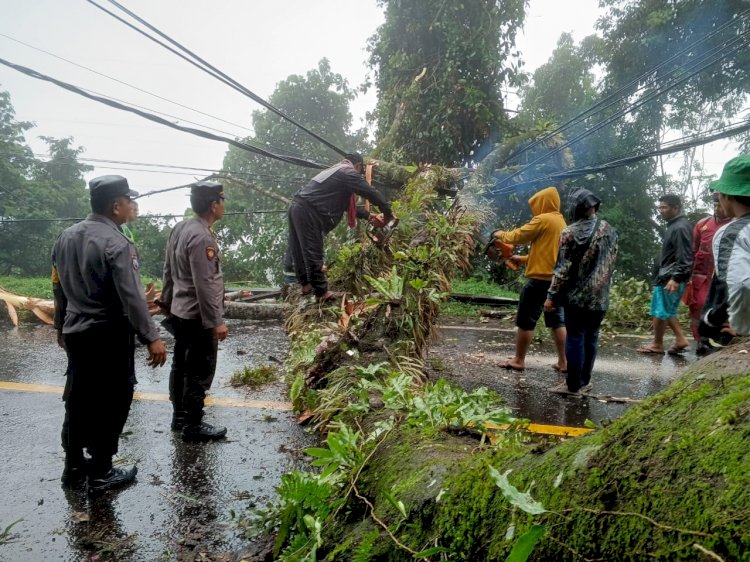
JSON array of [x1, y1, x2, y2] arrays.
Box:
[[0, 89, 91, 276], [367, 0, 526, 166]]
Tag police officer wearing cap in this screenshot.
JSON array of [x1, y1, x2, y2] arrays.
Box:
[[161, 180, 228, 441], [52, 175, 168, 494]]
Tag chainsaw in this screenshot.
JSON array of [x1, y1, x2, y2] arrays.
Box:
[[483, 237, 518, 270], [366, 215, 400, 248]]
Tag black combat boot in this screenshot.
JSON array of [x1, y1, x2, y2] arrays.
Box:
[[87, 465, 138, 495], [171, 411, 187, 431], [182, 421, 227, 442], [61, 454, 89, 489]]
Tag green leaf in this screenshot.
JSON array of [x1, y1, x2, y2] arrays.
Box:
[[414, 546, 450, 558], [504, 525, 546, 562], [488, 467, 547, 515], [583, 419, 596, 429]]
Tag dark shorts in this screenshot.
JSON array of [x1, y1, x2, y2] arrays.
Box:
[[516, 278, 565, 331]]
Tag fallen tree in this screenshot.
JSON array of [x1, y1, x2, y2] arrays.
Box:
[[237, 158, 749, 561]]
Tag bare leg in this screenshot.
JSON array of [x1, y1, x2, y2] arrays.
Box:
[[652, 318, 667, 350], [552, 326, 567, 371], [506, 329, 533, 369], [666, 317, 689, 348]]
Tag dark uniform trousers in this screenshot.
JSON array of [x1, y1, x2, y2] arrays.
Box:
[[62, 320, 135, 476], [169, 316, 218, 424], [288, 198, 327, 296]]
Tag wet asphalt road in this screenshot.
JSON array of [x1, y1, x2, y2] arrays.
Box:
[[0, 318, 310, 562], [0, 314, 696, 561], [430, 319, 694, 428]]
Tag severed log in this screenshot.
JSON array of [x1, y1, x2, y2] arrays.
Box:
[[223, 300, 290, 321], [0, 288, 55, 326]]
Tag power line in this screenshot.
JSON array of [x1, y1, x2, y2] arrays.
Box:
[[0, 210, 287, 224], [0, 32, 317, 160], [492, 29, 750, 193], [86, 0, 348, 158], [501, 8, 750, 168], [489, 117, 750, 195], [0, 56, 328, 170]]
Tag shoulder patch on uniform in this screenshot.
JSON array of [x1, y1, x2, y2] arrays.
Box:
[[206, 246, 216, 261], [131, 253, 140, 270]]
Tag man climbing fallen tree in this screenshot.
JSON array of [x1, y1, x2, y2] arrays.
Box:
[[287, 152, 396, 302]]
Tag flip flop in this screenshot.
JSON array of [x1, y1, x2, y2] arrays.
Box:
[[667, 344, 689, 355], [551, 364, 568, 374], [636, 346, 664, 354], [498, 361, 525, 372]]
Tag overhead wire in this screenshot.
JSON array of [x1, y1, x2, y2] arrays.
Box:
[[0, 32, 317, 160], [489, 117, 750, 194], [491, 28, 750, 193], [0, 57, 328, 170], [86, 0, 348, 157], [499, 8, 750, 168], [0, 210, 286, 224]]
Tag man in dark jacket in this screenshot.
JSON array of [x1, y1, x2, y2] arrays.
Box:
[[288, 153, 395, 302], [545, 189, 618, 394], [52, 175, 167, 494], [638, 194, 693, 355]]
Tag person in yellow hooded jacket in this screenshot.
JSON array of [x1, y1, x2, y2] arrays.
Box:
[[493, 186, 568, 372]]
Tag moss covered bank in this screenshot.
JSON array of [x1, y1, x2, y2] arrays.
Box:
[[318, 345, 750, 561]]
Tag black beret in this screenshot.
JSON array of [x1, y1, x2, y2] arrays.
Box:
[[190, 180, 224, 200], [89, 175, 138, 200]]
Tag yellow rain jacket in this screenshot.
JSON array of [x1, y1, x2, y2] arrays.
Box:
[[495, 186, 567, 281]]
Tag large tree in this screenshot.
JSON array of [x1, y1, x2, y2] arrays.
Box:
[[367, 0, 526, 166], [0, 89, 90, 276]]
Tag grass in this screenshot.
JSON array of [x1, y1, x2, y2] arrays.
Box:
[[0, 276, 53, 299], [441, 276, 518, 317], [451, 277, 518, 299], [0, 276, 161, 299], [230, 365, 277, 388]]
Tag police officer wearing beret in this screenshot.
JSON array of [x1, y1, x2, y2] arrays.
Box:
[[161, 180, 228, 441], [52, 175, 168, 494]]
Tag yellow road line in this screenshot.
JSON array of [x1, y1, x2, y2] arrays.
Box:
[[1, 382, 591, 434], [484, 421, 592, 437], [0, 381, 293, 411]]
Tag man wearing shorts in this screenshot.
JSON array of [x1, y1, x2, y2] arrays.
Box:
[[638, 194, 693, 355], [493, 186, 567, 372]]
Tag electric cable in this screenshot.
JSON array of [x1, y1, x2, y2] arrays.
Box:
[[492, 30, 750, 193], [500, 8, 750, 167], [0, 57, 328, 170], [86, 0, 348, 157], [489, 117, 750, 195], [0, 210, 287, 224]]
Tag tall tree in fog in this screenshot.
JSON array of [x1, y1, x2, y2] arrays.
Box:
[[367, 0, 526, 166], [0, 89, 91, 276], [518, 34, 660, 279], [597, 0, 750, 202], [221, 59, 367, 283]]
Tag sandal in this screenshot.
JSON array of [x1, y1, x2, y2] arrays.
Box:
[[498, 360, 525, 372], [551, 364, 568, 374], [667, 344, 688, 355], [636, 346, 664, 354]]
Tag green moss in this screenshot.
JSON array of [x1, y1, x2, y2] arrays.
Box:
[[315, 349, 750, 561], [229, 365, 277, 388]]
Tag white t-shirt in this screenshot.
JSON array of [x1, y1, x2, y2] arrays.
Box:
[[712, 216, 750, 336]]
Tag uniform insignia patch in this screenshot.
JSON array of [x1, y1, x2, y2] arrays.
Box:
[[206, 246, 216, 260], [131, 254, 140, 270]]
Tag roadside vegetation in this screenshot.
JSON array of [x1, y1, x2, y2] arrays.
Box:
[[230, 365, 278, 388]]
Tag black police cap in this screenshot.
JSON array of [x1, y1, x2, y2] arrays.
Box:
[[89, 175, 139, 200], [345, 152, 364, 166], [191, 180, 224, 200]]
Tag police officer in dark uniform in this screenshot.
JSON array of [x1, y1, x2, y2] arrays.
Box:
[[161, 180, 228, 442], [52, 175, 168, 494], [288, 152, 395, 302]]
